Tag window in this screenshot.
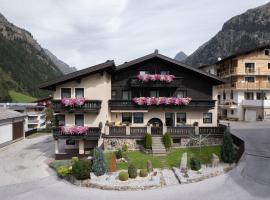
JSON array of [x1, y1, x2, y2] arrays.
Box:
[[66, 139, 75, 145], [150, 90, 159, 97], [257, 92, 263, 100], [230, 90, 234, 99], [175, 91, 186, 98], [230, 110, 234, 115], [61, 88, 71, 98], [223, 91, 226, 100], [122, 90, 131, 100], [133, 112, 144, 123], [75, 115, 84, 126], [161, 71, 170, 75], [165, 112, 175, 126], [75, 88, 84, 98], [268, 76, 270, 83], [265, 49, 270, 56], [55, 114, 65, 126], [112, 90, 117, 97], [176, 113, 186, 125], [244, 92, 254, 100], [122, 113, 132, 123], [245, 76, 255, 83], [139, 71, 149, 75], [245, 63, 255, 73], [203, 113, 212, 124], [268, 63, 270, 69]]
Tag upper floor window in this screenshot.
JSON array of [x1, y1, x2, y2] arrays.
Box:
[[175, 91, 186, 98], [230, 90, 234, 99], [150, 90, 159, 98], [112, 90, 117, 98], [268, 63, 270, 69], [203, 113, 212, 124], [223, 91, 226, 100], [245, 63, 255, 73], [55, 114, 65, 126], [265, 49, 270, 56], [257, 92, 263, 100], [268, 76, 270, 83], [75, 114, 84, 126], [139, 71, 149, 75], [61, 88, 71, 98], [176, 112, 186, 125], [75, 88, 84, 98], [122, 90, 131, 100], [244, 92, 254, 100], [245, 76, 255, 83], [160, 71, 170, 75]]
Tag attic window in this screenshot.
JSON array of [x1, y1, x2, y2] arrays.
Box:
[[265, 49, 270, 56]]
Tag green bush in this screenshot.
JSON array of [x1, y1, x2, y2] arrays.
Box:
[[123, 143, 128, 152], [71, 157, 79, 164], [144, 133, 152, 149], [115, 149, 123, 159], [221, 131, 235, 163], [163, 132, 172, 148], [92, 148, 107, 176], [139, 169, 148, 177], [190, 157, 201, 171], [72, 159, 91, 180], [128, 164, 137, 178], [57, 166, 71, 178], [119, 171, 129, 181]]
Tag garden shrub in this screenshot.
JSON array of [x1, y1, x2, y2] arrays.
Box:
[[71, 157, 79, 164], [123, 143, 128, 152], [119, 171, 129, 181], [92, 148, 107, 176], [144, 133, 152, 149], [190, 157, 201, 171], [115, 149, 123, 159], [221, 131, 235, 163], [139, 169, 148, 177], [110, 153, 117, 172], [57, 166, 71, 178], [163, 132, 172, 148], [147, 160, 153, 172], [72, 159, 91, 180], [128, 164, 137, 178]]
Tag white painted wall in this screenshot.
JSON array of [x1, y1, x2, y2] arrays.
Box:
[[0, 123, 12, 144]]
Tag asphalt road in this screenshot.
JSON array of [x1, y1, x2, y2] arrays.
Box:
[[0, 122, 270, 200]]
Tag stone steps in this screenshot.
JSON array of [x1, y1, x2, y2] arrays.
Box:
[[152, 136, 167, 155]]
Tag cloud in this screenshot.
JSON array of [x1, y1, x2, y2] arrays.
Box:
[[0, 0, 269, 68]]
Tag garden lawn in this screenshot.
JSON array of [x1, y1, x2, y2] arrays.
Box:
[[9, 90, 36, 102], [105, 146, 221, 170]]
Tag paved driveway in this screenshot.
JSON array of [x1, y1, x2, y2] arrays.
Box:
[[0, 124, 270, 200]]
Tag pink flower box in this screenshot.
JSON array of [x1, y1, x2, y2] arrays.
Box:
[[136, 74, 176, 83], [59, 126, 89, 135], [133, 97, 192, 106], [61, 97, 86, 107]]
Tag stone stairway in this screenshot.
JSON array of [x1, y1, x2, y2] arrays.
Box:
[[152, 136, 167, 155]]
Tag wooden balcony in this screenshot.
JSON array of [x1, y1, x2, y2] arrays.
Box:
[[217, 82, 270, 90], [53, 127, 101, 140], [52, 100, 102, 113], [219, 68, 270, 78], [108, 99, 215, 110], [129, 77, 183, 88]]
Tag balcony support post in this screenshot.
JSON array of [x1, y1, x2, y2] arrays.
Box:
[[105, 125, 109, 135], [163, 126, 167, 135], [147, 125, 151, 134], [54, 139, 59, 154], [79, 139, 85, 154], [126, 126, 130, 135]]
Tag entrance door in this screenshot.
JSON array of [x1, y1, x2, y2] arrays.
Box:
[[148, 118, 163, 136], [12, 122, 24, 140]]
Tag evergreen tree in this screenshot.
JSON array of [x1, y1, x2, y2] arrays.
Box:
[[92, 148, 107, 176], [221, 131, 235, 163]]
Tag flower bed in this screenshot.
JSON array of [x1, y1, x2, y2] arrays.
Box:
[[136, 74, 175, 83], [133, 97, 192, 106], [59, 126, 89, 135], [61, 97, 86, 107]]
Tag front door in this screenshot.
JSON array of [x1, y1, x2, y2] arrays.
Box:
[[148, 118, 163, 136]]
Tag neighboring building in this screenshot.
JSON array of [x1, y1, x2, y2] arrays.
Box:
[[0, 103, 46, 131], [40, 51, 225, 159], [0, 107, 26, 148], [201, 45, 270, 121], [198, 64, 217, 75]]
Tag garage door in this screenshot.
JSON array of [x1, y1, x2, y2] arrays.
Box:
[[0, 124, 12, 144], [12, 122, 24, 140], [245, 109, 257, 122]]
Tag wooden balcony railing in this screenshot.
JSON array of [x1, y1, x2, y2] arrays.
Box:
[[167, 126, 195, 138], [130, 127, 147, 137], [52, 100, 102, 113], [53, 127, 101, 139], [108, 126, 126, 136], [217, 82, 270, 90], [199, 126, 226, 135], [218, 68, 270, 77], [129, 77, 183, 87]]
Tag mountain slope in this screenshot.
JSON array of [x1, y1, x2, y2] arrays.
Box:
[[174, 51, 187, 61], [0, 13, 64, 101], [182, 2, 270, 67], [44, 49, 76, 74]]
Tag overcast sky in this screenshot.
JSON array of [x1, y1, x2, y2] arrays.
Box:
[[1, 0, 269, 69]]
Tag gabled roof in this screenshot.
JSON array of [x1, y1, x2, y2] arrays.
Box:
[[0, 107, 26, 122], [39, 60, 115, 90], [216, 44, 270, 64], [117, 51, 224, 83]]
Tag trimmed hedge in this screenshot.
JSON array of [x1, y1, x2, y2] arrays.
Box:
[[163, 132, 172, 148], [92, 148, 107, 176], [144, 133, 152, 149], [115, 149, 123, 159], [128, 164, 137, 178], [190, 157, 201, 171], [119, 171, 129, 181], [72, 159, 91, 180], [57, 166, 71, 178], [221, 131, 235, 163], [139, 169, 148, 177]]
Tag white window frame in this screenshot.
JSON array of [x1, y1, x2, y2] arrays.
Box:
[[74, 87, 85, 98], [60, 88, 72, 99]]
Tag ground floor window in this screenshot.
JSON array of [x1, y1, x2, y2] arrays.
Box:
[[66, 139, 75, 145], [56, 114, 65, 126], [176, 112, 186, 125], [75, 114, 84, 126], [230, 110, 234, 115], [203, 113, 212, 124], [244, 92, 254, 100], [133, 112, 144, 123], [122, 112, 132, 124], [165, 112, 175, 126]]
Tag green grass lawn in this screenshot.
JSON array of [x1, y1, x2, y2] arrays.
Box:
[[9, 90, 37, 102], [105, 146, 221, 170]]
